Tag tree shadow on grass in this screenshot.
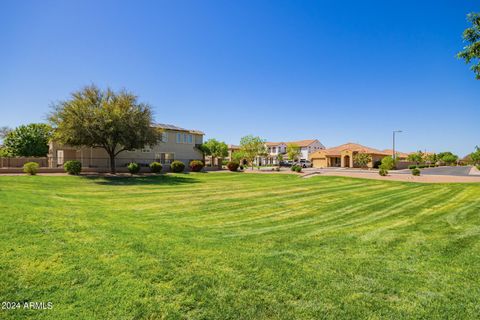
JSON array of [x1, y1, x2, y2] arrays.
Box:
[[81, 174, 201, 186]]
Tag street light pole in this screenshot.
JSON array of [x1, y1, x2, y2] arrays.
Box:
[[392, 130, 402, 161]]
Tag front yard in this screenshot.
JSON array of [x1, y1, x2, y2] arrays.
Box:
[[1, 173, 480, 319]]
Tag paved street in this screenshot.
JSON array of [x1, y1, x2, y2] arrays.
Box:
[[393, 166, 473, 176]]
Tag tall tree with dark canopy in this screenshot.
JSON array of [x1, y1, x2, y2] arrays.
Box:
[[458, 13, 480, 79], [49, 85, 160, 173], [2, 123, 52, 157]]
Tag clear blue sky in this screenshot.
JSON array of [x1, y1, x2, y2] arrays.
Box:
[[1, 0, 478, 156]]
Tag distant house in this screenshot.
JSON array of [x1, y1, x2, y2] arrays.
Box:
[[48, 123, 204, 170], [259, 139, 325, 165], [227, 144, 241, 160], [383, 149, 409, 161], [309, 143, 389, 168]]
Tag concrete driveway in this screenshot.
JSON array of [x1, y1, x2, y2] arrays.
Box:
[[393, 166, 473, 176]]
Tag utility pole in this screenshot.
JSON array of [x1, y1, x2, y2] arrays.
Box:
[[392, 130, 402, 161]]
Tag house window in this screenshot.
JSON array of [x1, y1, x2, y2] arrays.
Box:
[[57, 150, 64, 165], [161, 132, 168, 142], [142, 146, 152, 153], [156, 152, 175, 164], [176, 133, 181, 143], [188, 134, 193, 144]]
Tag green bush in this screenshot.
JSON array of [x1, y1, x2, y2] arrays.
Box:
[[476, 164, 480, 171], [408, 165, 417, 170], [127, 162, 140, 174], [189, 160, 204, 172], [411, 168, 421, 176], [291, 165, 300, 172], [294, 165, 302, 173], [380, 156, 395, 170], [170, 160, 185, 173], [379, 168, 388, 176], [64, 160, 82, 175], [23, 162, 39, 175], [149, 162, 162, 173], [227, 161, 239, 171], [418, 164, 427, 169]]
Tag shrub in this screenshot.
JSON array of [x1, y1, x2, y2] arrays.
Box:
[[227, 161, 239, 171], [379, 168, 388, 176], [23, 162, 39, 175], [127, 162, 140, 174], [411, 168, 421, 176], [408, 165, 417, 170], [380, 156, 395, 170], [418, 164, 427, 169], [294, 165, 302, 173], [149, 162, 162, 173], [64, 160, 82, 175], [189, 160, 204, 172], [291, 165, 300, 172], [170, 160, 185, 173], [476, 164, 480, 171]]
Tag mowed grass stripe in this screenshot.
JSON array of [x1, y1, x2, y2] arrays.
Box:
[[1, 174, 480, 319]]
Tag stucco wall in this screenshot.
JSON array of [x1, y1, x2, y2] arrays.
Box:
[[49, 130, 203, 168]]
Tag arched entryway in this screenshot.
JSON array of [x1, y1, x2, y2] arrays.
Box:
[[343, 155, 350, 168]]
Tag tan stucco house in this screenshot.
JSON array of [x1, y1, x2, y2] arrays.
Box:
[[48, 123, 204, 170], [382, 149, 409, 161], [309, 143, 390, 168]]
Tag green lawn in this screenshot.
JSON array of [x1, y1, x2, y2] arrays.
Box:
[[1, 173, 480, 319]]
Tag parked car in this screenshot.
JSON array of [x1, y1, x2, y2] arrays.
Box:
[[280, 160, 293, 167], [296, 159, 312, 168]]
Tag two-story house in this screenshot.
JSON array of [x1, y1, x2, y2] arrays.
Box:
[[259, 139, 325, 165], [48, 123, 204, 171]]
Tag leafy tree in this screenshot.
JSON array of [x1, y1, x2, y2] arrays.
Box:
[[407, 151, 424, 164], [437, 152, 459, 165], [202, 139, 228, 167], [458, 13, 480, 79], [424, 153, 437, 164], [0, 147, 8, 157], [2, 123, 52, 157], [286, 143, 301, 162], [353, 152, 372, 168], [240, 135, 266, 169], [470, 146, 480, 165], [277, 153, 284, 167], [49, 85, 160, 173], [232, 150, 246, 163], [380, 156, 396, 170]]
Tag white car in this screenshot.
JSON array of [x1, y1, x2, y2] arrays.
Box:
[[296, 160, 312, 168]]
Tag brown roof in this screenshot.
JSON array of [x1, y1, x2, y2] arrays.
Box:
[[313, 143, 390, 157], [383, 149, 410, 158], [265, 142, 285, 147], [265, 140, 319, 147], [154, 123, 204, 135], [287, 139, 318, 147], [228, 144, 240, 150]]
